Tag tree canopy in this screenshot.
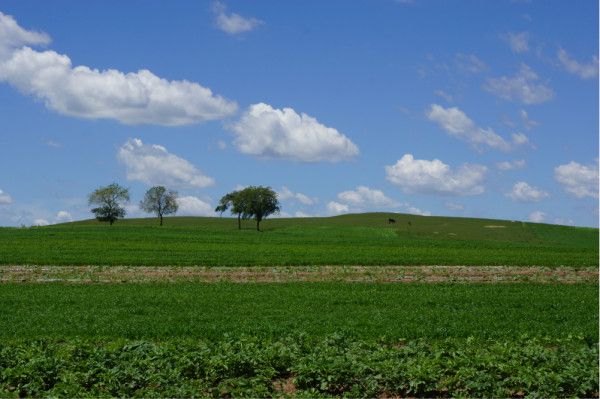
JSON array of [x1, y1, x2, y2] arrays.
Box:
[[88, 183, 130, 225], [140, 186, 178, 226], [216, 186, 280, 231]]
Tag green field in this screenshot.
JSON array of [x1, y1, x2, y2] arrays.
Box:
[[1, 283, 596, 340], [0, 213, 597, 266]]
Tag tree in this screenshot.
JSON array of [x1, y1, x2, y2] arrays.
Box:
[[215, 190, 250, 230], [243, 186, 280, 231], [139, 186, 178, 226], [88, 183, 130, 225]]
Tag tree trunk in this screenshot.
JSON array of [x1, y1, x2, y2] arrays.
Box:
[[160, 214, 163, 226], [237, 213, 241, 230], [256, 219, 260, 231]]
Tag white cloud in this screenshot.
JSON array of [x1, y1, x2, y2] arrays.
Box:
[[445, 202, 464, 211], [44, 139, 62, 148], [277, 186, 316, 205], [33, 218, 49, 226], [0, 13, 237, 126], [0, 11, 50, 56], [434, 89, 453, 103], [507, 181, 549, 202], [557, 48, 599, 79], [427, 104, 512, 151], [231, 103, 359, 162], [55, 210, 72, 223], [455, 53, 487, 74], [337, 186, 399, 208], [511, 132, 530, 146], [553, 217, 574, 226], [327, 201, 350, 214], [528, 211, 546, 223], [496, 160, 526, 170], [485, 64, 553, 104], [118, 138, 214, 188], [504, 31, 529, 53], [385, 154, 487, 196], [554, 160, 599, 198], [0, 189, 12, 205], [520, 110, 539, 130], [406, 206, 431, 216], [217, 140, 227, 150], [177, 196, 214, 216], [212, 1, 262, 35]]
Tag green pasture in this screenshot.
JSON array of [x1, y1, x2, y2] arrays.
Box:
[[0, 283, 596, 341], [0, 213, 597, 266]]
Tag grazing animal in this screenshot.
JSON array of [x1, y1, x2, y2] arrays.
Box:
[[388, 218, 396, 224]]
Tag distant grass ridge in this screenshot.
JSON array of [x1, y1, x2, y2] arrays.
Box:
[[0, 213, 597, 266]]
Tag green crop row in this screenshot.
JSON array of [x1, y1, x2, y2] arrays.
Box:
[[1, 283, 597, 341], [0, 335, 597, 398]]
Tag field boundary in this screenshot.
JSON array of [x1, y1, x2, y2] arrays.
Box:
[[0, 265, 597, 284]]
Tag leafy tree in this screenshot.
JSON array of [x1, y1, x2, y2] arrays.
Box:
[[243, 186, 280, 231], [88, 183, 130, 225], [139, 186, 178, 226], [215, 190, 250, 230]]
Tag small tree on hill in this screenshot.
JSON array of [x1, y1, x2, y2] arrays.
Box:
[[140, 186, 178, 226], [88, 183, 130, 225], [215, 190, 250, 230], [244, 186, 280, 231]]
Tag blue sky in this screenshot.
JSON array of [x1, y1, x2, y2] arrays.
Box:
[[0, 0, 598, 226]]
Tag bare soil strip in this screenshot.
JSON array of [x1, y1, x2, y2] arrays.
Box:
[[0, 265, 597, 284]]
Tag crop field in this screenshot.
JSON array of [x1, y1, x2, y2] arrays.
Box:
[[0, 213, 597, 266], [1, 214, 598, 397]]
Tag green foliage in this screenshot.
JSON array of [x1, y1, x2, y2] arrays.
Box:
[[0, 335, 596, 397], [87, 183, 130, 225], [216, 186, 280, 230], [0, 283, 596, 341], [0, 213, 597, 266], [139, 186, 178, 226]]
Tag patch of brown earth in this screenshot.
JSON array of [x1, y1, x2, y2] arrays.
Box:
[[0, 265, 597, 284]]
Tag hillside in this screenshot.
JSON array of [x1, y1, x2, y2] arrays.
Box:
[[0, 213, 597, 267]]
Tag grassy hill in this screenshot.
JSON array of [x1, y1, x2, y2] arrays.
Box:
[[0, 212, 597, 266]]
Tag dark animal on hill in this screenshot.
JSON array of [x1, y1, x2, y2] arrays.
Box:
[[388, 218, 396, 224]]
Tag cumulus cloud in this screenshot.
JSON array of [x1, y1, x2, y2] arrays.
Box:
[[212, 1, 262, 35], [33, 218, 49, 226], [386, 154, 486, 196], [557, 48, 599, 79], [528, 211, 546, 223], [496, 159, 526, 170], [507, 181, 549, 202], [554, 160, 599, 198], [277, 186, 316, 205], [427, 104, 512, 151], [118, 138, 214, 189], [485, 64, 553, 104], [0, 12, 237, 126], [504, 31, 529, 53], [0, 11, 50, 56], [327, 201, 350, 214], [176, 196, 214, 216], [455, 53, 487, 74], [337, 186, 399, 208], [231, 103, 359, 162], [55, 210, 73, 223], [0, 189, 12, 205]]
